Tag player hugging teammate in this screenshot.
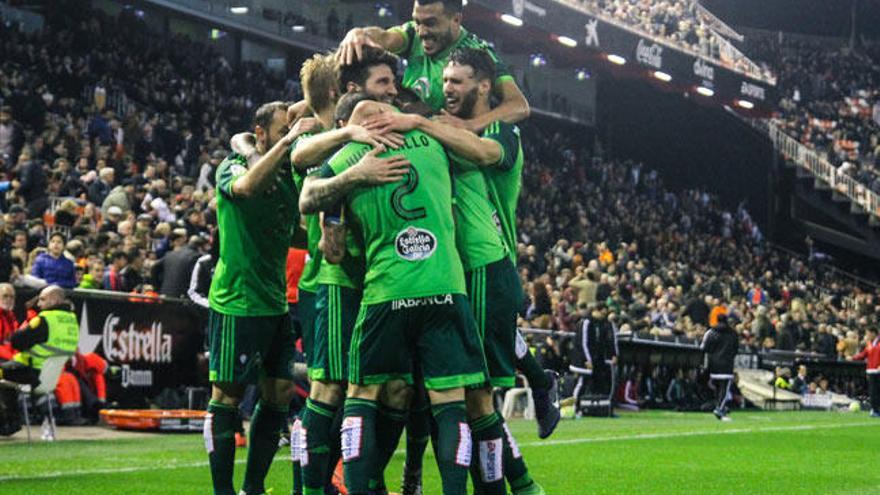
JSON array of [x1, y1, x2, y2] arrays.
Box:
[[205, 1, 560, 494]]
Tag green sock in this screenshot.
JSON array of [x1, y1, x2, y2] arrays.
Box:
[[291, 417, 304, 495], [205, 400, 239, 495], [300, 399, 339, 494], [342, 398, 378, 495], [516, 350, 549, 390], [502, 421, 534, 492], [469, 412, 506, 495], [374, 404, 407, 488], [405, 400, 432, 472], [431, 401, 470, 495], [242, 401, 288, 494], [325, 408, 344, 488]]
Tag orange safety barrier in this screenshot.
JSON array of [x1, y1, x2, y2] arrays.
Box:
[[101, 409, 208, 432]]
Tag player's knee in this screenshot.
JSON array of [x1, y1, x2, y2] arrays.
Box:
[[347, 383, 381, 401], [381, 380, 412, 410], [465, 386, 495, 419], [260, 377, 295, 406], [211, 383, 246, 406], [310, 380, 345, 406], [428, 387, 465, 406]]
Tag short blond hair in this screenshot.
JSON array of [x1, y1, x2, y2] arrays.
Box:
[[300, 53, 339, 114]]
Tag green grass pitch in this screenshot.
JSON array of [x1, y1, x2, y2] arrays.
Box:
[[2, 411, 879, 494]]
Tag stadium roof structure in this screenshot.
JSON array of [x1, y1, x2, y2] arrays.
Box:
[[462, 0, 777, 116]]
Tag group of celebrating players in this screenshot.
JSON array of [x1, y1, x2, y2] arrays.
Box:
[[202, 2, 561, 494]]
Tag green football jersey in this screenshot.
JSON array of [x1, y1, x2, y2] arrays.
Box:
[[389, 22, 513, 112], [209, 151, 298, 316], [321, 130, 466, 304], [291, 132, 327, 293], [315, 219, 366, 290], [450, 155, 507, 271], [481, 121, 524, 263]]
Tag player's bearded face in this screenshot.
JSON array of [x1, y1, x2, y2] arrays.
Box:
[[413, 3, 459, 55], [444, 68, 479, 118]]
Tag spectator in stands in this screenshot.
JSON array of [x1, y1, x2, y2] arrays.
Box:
[[102, 250, 128, 292], [79, 257, 105, 290], [792, 364, 809, 395], [152, 234, 204, 298], [119, 248, 145, 293], [0, 283, 18, 361], [87, 167, 114, 206], [0, 106, 24, 161], [30, 232, 76, 288], [15, 147, 49, 218]]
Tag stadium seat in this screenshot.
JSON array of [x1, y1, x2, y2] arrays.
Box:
[[0, 355, 70, 442]]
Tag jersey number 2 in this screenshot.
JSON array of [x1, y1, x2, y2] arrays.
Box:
[[391, 168, 426, 220]]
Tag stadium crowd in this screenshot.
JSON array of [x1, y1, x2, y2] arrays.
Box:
[[564, 0, 773, 81], [512, 121, 877, 401], [0, 1, 876, 412], [760, 35, 880, 194]]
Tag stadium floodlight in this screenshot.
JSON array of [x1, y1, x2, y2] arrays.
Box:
[[462, 0, 468, 5], [557, 35, 578, 48], [607, 54, 626, 65], [291, 25, 306, 33], [653, 71, 672, 82], [696, 86, 714, 97], [529, 53, 547, 67], [736, 99, 755, 109], [576, 68, 591, 81], [501, 14, 524, 27], [229, 6, 248, 14]]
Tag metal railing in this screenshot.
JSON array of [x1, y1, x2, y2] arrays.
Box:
[[766, 121, 880, 220], [551, 0, 776, 85]]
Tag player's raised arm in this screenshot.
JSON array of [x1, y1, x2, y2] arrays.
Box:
[[337, 27, 406, 65], [363, 112, 501, 166], [230, 104, 313, 199], [299, 146, 410, 214], [471, 78, 530, 130]]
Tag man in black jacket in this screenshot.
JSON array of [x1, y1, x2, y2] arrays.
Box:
[[569, 284, 618, 416], [701, 312, 739, 421], [152, 234, 204, 298]]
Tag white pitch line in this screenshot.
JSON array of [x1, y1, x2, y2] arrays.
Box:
[[1, 421, 875, 482]]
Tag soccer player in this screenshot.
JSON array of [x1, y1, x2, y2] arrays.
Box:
[[337, 0, 529, 130], [300, 100, 489, 495], [363, 47, 547, 495], [701, 312, 739, 421], [205, 101, 312, 495]]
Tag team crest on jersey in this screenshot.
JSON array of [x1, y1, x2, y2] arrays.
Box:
[[395, 226, 437, 261], [412, 77, 431, 100]]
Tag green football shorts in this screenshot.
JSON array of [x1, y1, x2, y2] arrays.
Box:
[[207, 308, 297, 384], [298, 288, 318, 370], [348, 294, 488, 390], [309, 284, 362, 382], [467, 257, 522, 388]]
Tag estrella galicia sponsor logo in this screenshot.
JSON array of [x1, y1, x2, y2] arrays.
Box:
[[740, 81, 766, 101], [693, 58, 715, 81], [636, 39, 663, 69], [103, 313, 172, 363], [395, 226, 437, 261], [584, 18, 599, 47], [391, 294, 454, 311]]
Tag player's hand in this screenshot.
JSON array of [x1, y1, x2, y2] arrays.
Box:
[[436, 110, 476, 132], [337, 28, 383, 66], [288, 117, 321, 141], [230, 132, 256, 157], [363, 112, 421, 134], [319, 219, 347, 264], [347, 124, 404, 150], [353, 146, 410, 185]]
